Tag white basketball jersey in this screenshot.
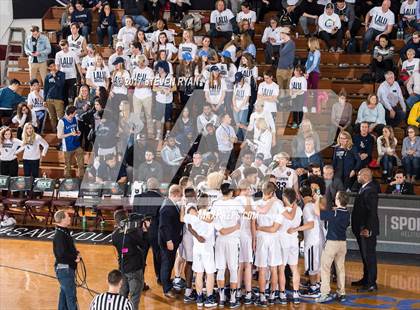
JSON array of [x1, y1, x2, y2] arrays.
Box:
[[67, 35, 85, 56], [272, 167, 296, 191]]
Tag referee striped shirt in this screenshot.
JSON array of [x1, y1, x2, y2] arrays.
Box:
[[90, 292, 134, 310]]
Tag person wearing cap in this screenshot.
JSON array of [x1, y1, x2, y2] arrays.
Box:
[[109, 57, 130, 119], [132, 54, 154, 138], [96, 3, 117, 47], [24, 25, 51, 84], [178, 30, 198, 60], [218, 50, 237, 111], [276, 26, 296, 93], [68, 22, 87, 58], [210, 0, 239, 49], [232, 71, 250, 140], [262, 17, 282, 64], [318, 3, 344, 53], [205, 66, 227, 114], [176, 52, 196, 106], [109, 41, 131, 73], [153, 60, 176, 140]]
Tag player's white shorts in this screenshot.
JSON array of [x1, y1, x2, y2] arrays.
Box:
[[180, 232, 194, 262], [304, 244, 321, 275], [215, 237, 240, 271], [192, 249, 216, 274], [255, 233, 282, 268], [239, 235, 253, 263], [281, 246, 299, 266]]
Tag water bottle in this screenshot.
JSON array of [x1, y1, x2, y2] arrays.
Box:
[[100, 220, 105, 230], [397, 28, 403, 40], [82, 215, 87, 230]]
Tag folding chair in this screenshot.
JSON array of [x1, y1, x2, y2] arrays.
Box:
[[0, 175, 10, 220], [2, 177, 33, 224], [25, 178, 56, 226], [51, 178, 81, 225]]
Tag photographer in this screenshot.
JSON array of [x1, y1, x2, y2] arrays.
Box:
[[112, 210, 150, 310]]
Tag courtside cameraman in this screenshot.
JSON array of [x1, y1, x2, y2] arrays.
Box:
[[112, 210, 150, 310]]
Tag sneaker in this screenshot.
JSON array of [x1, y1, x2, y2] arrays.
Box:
[[337, 294, 347, 302], [336, 47, 344, 53], [184, 291, 197, 303], [229, 300, 240, 309], [173, 277, 185, 290], [291, 122, 298, 129], [316, 294, 334, 303], [300, 287, 321, 298], [218, 299, 225, 308], [254, 299, 268, 307], [278, 292, 287, 305], [204, 295, 217, 308], [243, 296, 253, 305], [197, 295, 205, 307], [292, 292, 300, 305], [329, 47, 336, 53], [311, 106, 317, 113]]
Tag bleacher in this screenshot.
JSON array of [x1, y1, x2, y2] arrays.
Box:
[[2, 6, 419, 197]]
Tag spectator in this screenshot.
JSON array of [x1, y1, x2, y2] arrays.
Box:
[[169, 0, 190, 22], [401, 48, 419, 79], [130, 42, 144, 70], [399, 0, 417, 30], [355, 93, 386, 136], [257, 70, 279, 119], [239, 33, 256, 59], [197, 123, 219, 163], [402, 126, 420, 182], [323, 165, 345, 210], [27, 79, 47, 133], [177, 53, 196, 106], [297, 0, 324, 37], [86, 53, 111, 99], [293, 136, 324, 179], [335, 0, 360, 40], [354, 122, 375, 168], [246, 118, 273, 165], [68, 22, 87, 58], [73, 85, 90, 119], [57, 105, 85, 179], [292, 118, 321, 157], [197, 104, 219, 136], [178, 30, 198, 60], [362, 0, 395, 52], [318, 3, 344, 52], [276, 26, 295, 93], [151, 19, 174, 44], [332, 131, 361, 191], [161, 136, 184, 177], [80, 99, 104, 149], [16, 123, 49, 178], [215, 113, 237, 170], [89, 269, 134, 310], [183, 153, 210, 179], [218, 50, 237, 111], [44, 60, 66, 130], [0, 79, 25, 122], [377, 125, 399, 181], [152, 32, 178, 62], [71, 0, 92, 39], [406, 63, 420, 108], [305, 37, 321, 112], [236, 2, 256, 37], [408, 100, 420, 126], [81, 44, 95, 75], [371, 34, 394, 82], [55, 39, 83, 106], [238, 54, 258, 102], [210, 0, 238, 49], [96, 154, 128, 184], [137, 150, 163, 182], [330, 90, 353, 140], [399, 31, 420, 61], [60, 4, 74, 39], [109, 57, 130, 116], [97, 4, 118, 47], [377, 71, 406, 127], [262, 17, 281, 64], [198, 36, 218, 64], [117, 16, 138, 53], [205, 66, 227, 114], [232, 72, 250, 140], [386, 169, 415, 194], [12, 103, 37, 140], [24, 26, 51, 84], [288, 65, 307, 129], [0, 127, 22, 177], [108, 41, 131, 73], [135, 30, 153, 60]]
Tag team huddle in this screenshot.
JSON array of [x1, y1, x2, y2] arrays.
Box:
[[169, 173, 350, 308]]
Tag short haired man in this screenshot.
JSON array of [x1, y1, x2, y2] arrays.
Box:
[[385, 169, 415, 195], [24, 25, 51, 83], [44, 60, 66, 130], [53, 210, 80, 310], [57, 105, 84, 178], [89, 269, 134, 310], [0, 79, 25, 124]]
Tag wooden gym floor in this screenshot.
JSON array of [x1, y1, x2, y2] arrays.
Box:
[[0, 239, 419, 310]]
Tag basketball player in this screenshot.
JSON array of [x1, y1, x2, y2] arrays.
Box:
[[271, 152, 299, 196]]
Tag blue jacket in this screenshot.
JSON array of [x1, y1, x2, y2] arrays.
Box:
[[292, 152, 324, 170], [0, 87, 25, 110], [44, 71, 66, 101], [71, 9, 92, 27], [332, 146, 362, 178], [305, 50, 321, 74], [353, 134, 374, 159], [24, 34, 51, 64]]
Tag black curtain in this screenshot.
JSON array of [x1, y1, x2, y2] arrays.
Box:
[[12, 0, 66, 19]]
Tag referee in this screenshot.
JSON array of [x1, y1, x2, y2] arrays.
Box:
[[90, 270, 134, 310], [53, 210, 80, 310]]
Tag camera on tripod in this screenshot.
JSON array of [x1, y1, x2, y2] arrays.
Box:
[[119, 213, 151, 232]]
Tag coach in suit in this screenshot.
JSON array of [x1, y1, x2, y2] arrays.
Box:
[[133, 178, 164, 284], [351, 168, 380, 292], [158, 184, 184, 298]]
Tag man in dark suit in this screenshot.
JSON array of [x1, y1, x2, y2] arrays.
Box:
[[158, 184, 184, 298], [351, 168, 380, 292], [133, 177, 164, 285], [323, 165, 345, 210]]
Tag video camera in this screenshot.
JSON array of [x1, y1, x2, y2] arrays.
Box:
[[119, 213, 152, 232]]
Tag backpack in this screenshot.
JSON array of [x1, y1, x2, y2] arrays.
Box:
[[180, 13, 203, 32], [345, 37, 359, 54]]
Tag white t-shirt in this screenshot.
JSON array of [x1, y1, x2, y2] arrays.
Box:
[[117, 26, 137, 51], [132, 66, 154, 98], [402, 58, 420, 76], [236, 10, 257, 24], [302, 202, 321, 246], [248, 110, 276, 133], [67, 34, 85, 57], [258, 81, 279, 113], [154, 43, 178, 60], [218, 63, 237, 91], [262, 27, 282, 46], [225, 44, 237, 62], [151, 29, 174, 44], [210, 9, 235, 32], [318, 12, 342, 33], [400, 0, 417, 18], [211, 198, 244, 239], [27, 90, 45, 112], [111, 70, 130, 95], [0, 138, 23, 161], [178, 42, 198, 59], [154, 74, 174, 104], [368, 7, 395, 32], [272, 166, 298, 192], [55, 50, 80, 80], [86, 66, 110, 89], [289, 76, 308, 90], [255, 199, 284, 237], [81, 55, 95, 70], [238, 65, 258, 85], [233, 82, 251, 110], [204, 79, 227, 105], [278, 206, 303, 249]]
